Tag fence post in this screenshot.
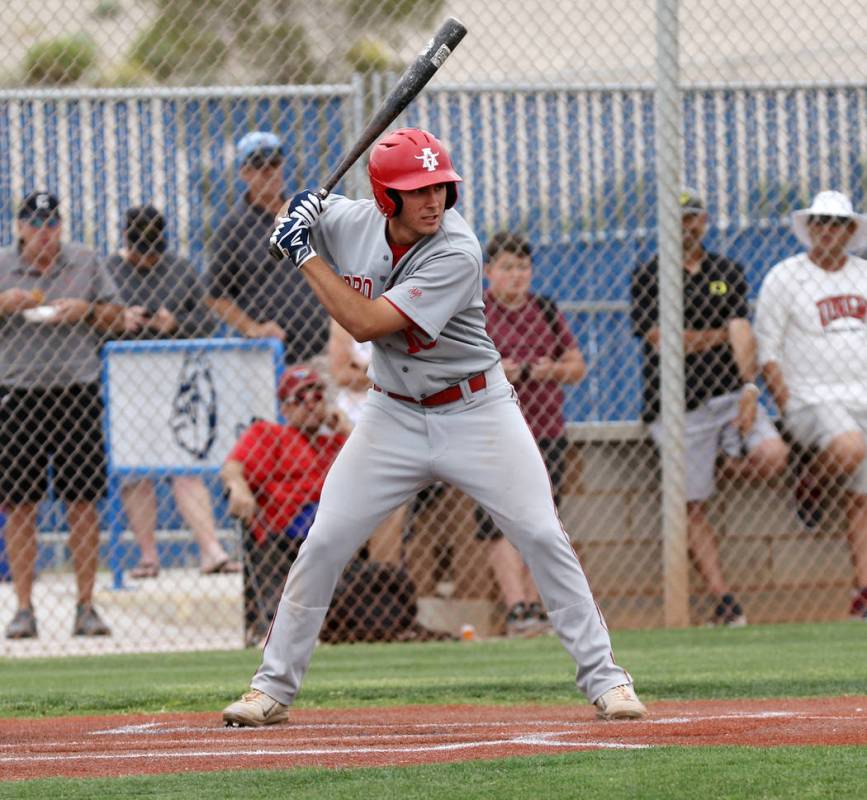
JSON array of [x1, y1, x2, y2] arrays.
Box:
[[655, 0, 689, 627]]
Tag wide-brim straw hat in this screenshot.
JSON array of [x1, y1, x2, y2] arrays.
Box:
[[791, 190, 867, 252]]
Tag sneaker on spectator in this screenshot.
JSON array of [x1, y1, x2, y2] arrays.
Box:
[[711, 594, 747, 627], [5, 607, 37, 639], [223, 689, 289, 727], [848, 587, 867, 620], [527, 601, 553, 634], [505, 601, 551, 638], [73, 604, 111, 637], [594, 684, 648, 720], [794, 458, 823, 532]]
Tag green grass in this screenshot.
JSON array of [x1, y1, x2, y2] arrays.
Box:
[[1, 621, 865, 717], [3, 748, 866, 800], [2, 622, 866, 799]]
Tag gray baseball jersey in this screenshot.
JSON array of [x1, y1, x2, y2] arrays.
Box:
[[249, 196, 634, 712], [0, 243, 118, 387], [312, 196, 500, 397]]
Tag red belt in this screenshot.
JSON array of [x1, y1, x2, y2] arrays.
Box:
[[373, 373, 487, 407]]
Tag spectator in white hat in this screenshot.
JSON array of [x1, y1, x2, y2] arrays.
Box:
[[755, 190, 867, 619]]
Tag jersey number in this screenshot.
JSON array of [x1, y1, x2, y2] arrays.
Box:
[[403, 327, 437, 354], [343, 275, 373, 299]]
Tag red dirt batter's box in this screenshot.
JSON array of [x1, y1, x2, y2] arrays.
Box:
[[2, 697, 866, 781]]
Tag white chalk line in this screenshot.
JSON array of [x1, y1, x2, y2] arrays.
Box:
[[0, 736, 651, 765]]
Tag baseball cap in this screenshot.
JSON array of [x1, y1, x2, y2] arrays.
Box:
[[125, 205, 167, 254], [236, 131, 284, 165], [278, 365, 324, 402], [678, 188, 705, 214], [18, 190, 61, 221]]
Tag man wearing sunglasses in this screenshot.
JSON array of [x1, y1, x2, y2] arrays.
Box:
[[756, 190, 867, 620], [0, 191, 124, 639], [204, 131, 329, 364], [220, 365, 350, 645]]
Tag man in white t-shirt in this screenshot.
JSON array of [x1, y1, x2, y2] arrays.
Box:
[[755, 190, 867, 620]]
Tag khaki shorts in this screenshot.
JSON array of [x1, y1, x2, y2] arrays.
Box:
[[786, 403, 867, 494], [650, 391, 782, 502]]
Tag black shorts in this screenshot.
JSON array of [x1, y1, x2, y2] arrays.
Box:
[[474, 436, 570, 541], [0, 383, 107, 504]]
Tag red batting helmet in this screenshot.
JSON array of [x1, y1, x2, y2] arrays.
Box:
[[368, 128, 462, 218]]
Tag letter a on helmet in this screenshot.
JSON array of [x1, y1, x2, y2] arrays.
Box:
[[368, 128, 462, 218]]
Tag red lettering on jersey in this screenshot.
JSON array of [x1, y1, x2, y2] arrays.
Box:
[[817, 294, 867, 326], [342, 275, 373, 299], [402, 326, 437, 354]]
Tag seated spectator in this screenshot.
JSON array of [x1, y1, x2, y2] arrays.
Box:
[[110, 205, 240, 578], [204, 131, 329, 364], [755, 190, 867, 619], [223, 364, 439, 645], [0, 191, 125, 639], [328, 319, 373, 426], [480, 231, 587, 636], [221, 364, 352, 644], [630, 189, 789, 626]]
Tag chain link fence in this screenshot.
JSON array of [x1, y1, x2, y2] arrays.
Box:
[[1, 0, 866, 655]]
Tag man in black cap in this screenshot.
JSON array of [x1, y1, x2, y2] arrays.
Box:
[[630, 189, 789, 626], [0, 191, 125, 639], [109, 204, 241, 580]]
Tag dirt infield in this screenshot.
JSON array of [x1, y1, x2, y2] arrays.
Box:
[[2, 696, 866, 781]]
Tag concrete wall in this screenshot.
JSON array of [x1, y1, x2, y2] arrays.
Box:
[[412, 433, 856, 636]]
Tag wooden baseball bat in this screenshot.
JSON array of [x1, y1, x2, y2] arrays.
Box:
[[269, 17, 467, 260]]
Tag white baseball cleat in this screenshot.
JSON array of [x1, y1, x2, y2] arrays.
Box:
[[594, 684, 648, 720], [223, 689, 290, 727]]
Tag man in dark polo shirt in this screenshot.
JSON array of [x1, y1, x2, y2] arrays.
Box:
[[0, 191, 125, 639], [481, 230, 586, 636], [109, 205, 240, 580], [630, 189, 789, 626], [204, 131, 329, 363]]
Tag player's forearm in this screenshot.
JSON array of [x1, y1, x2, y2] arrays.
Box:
[[762, 361, 789, 414], [220, 460, 249, 492], [682, 328, 729, 353], [554, 349, 586, 384], [727, 318, 758, 382], [204, 296, 258, 336], [90, 303, 126, 334], [300, 257, 397, 341]]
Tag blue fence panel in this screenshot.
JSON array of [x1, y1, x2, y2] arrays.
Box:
[[66, 100, 85, 242], [0, 104, 11, 243], [114, 101, 131, 241], [0, 83, 863, 428], [138, 98, 154, 202]]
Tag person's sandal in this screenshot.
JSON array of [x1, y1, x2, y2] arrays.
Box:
[[129, 561, 160, 579], [201, 557, 241, 575]]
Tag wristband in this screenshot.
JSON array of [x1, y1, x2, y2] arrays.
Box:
[[741, 382, 759, 395]]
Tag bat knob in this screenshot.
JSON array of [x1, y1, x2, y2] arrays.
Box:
[[269, 243, 285, 262]]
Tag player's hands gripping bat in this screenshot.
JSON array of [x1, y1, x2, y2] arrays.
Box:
[[270, 191, 324, 268], [269, 17, 467, 262]]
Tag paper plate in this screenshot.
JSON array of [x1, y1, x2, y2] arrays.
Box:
[[22, 305, 59, 322]]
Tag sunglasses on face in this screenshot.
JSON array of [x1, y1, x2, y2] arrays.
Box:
[[25, 216, 61, 229], [284, 388, 325, 405], [807, 215, 851, 227], [246, 151, 284, 170]]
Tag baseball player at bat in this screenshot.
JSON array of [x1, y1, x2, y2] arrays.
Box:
[[223, 128, 647, 726]]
